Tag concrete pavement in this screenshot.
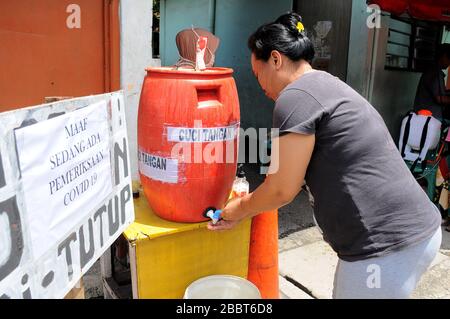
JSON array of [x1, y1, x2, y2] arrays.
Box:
[[279, 226, 450, 299]]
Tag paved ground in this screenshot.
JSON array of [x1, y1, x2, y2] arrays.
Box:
[[279, 226, 450, 299]]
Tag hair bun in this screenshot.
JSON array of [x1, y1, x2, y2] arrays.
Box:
[[275, 12, 305, 37], [248, 11, 315, 63]]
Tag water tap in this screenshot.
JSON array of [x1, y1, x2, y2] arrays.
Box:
[[204, 207, 223, 225]]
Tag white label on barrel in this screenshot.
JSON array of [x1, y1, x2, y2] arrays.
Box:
[[138, 150, 178, 183], [166, 124, 239, 143]]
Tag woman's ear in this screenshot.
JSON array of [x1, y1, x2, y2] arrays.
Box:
[[270, 50, 283, 70]]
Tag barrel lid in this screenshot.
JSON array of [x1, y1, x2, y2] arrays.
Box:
[[145, 66, 234, 76]]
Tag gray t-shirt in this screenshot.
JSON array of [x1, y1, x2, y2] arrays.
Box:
[[273, 70, 441, 262], [413, 66, 447, 119]]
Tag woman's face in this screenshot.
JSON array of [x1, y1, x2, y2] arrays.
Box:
[[251, 53, 280, 101]]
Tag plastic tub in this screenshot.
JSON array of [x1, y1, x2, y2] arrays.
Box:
[[184, 275, 261, 299]]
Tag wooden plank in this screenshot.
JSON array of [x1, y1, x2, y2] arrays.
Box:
[[64, 279, 85, 299], [129, 243, 139, 299], [100, 247, 113, 299]]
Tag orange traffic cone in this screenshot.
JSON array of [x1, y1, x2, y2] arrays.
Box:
[[247, 210, 279, 299]]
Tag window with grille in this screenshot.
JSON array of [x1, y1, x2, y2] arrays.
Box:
[[385, 17, 442, 72]]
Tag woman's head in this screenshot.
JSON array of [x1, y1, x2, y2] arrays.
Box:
[[248, 12, 315, 100]]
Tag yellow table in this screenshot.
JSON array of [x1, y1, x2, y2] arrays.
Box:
[[123, 192, 251, 299]]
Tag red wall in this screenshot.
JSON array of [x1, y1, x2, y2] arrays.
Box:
[[0, 0, 120, 112]]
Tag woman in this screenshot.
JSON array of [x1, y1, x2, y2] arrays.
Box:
[[207, 12, 442, 299]]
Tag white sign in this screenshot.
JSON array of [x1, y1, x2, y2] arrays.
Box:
[[0, 92, 134, 299], [15, 101, 112, 260], [167, 124, 239, 143], [138, 150, 178, 184]]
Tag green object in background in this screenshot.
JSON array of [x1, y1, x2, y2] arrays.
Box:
[[405, 159, 439, 202]]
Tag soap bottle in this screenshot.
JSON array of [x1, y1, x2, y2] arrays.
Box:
[[232, 164, 249, 198]]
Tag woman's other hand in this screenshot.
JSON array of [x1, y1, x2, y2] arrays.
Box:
[[207, 219, 241, 231]]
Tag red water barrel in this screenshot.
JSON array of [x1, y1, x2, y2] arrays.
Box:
[[138, 67, 240, 222]]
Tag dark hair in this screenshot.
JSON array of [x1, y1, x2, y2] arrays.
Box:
[[248, 12, 315, 63], [437, 44, 450, 59]]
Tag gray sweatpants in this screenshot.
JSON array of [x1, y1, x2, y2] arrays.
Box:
[[332, 226, 442, 299]]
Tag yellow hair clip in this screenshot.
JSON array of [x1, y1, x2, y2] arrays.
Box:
[[296, 22, 305, 33]]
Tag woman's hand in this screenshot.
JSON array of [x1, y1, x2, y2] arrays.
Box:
[[206, 219, 240, 231], [207, 197, 247, 231]]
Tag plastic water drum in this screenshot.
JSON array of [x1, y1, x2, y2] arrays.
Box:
[[138, 67, 240, 222]]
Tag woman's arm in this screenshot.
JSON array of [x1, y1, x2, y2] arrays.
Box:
[[208, 132, 315, 231]]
